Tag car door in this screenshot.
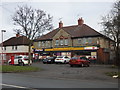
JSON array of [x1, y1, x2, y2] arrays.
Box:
[[15, 56, 22, 64], [14, 56, 19, 64], [64, 56, 70, 62]]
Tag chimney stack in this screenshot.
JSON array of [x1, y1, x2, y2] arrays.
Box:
[[16, 32, 20, 37], [59, 21, 63, 28], [78, 17, 84, 25]]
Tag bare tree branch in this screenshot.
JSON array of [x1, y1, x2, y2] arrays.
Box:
[[12, 5, 53, 64], [100, 1, 120, 65]]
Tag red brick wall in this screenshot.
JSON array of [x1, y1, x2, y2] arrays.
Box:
[[97, 48, 110, 64]]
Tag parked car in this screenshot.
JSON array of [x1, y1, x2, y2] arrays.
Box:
[[55, 56, 70, 64], [88, 57, 97, 64], [42, 56, 56, 64], [8, 55, 32, 66], [69, 57, 90, 67]]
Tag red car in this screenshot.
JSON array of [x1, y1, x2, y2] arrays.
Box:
[[69, 57, 90, 67]]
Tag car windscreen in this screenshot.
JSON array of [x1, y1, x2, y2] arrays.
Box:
[[71, 57, 78, 59], [24, 57, 29, 60], [15, 56, 22, 59], [57, 56, 63, 58], [47, 57, 54, 59], [80, 57, 87, 60]]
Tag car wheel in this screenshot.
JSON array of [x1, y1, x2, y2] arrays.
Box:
[[81, 63, 84, 67], [70, 65, 73, 67], [43, 62, 46, 64], [64, 60, 66, 64], [87, 64, 90, 67], [19, 62, 24, 66], [9, 62, 11, 65]]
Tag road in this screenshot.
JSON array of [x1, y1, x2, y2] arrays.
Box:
[[1, 63, 119, 89], [2, 73, 118, 89]]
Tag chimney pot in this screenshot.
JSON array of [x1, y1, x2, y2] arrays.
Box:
[[16, 33, 20, 37], [78, 17, 84, 25]]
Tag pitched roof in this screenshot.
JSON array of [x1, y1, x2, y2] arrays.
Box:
[[63, 24, 102, 38], [36, 24, 107, 41], [2, 36, 30, 46], [36, 29, 59, 41]]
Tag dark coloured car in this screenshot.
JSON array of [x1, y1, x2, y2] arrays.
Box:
[[69, 57, 90, 67], [88, 57, 97, 64], [42, 57, 56, 64]]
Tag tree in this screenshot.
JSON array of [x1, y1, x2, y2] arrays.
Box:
[[101, 1, 120, 65], [12, 5, 53, 64]]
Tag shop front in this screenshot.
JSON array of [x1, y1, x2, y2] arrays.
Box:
[[33, 46, 99, 63]]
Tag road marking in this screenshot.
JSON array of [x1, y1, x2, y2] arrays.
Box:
[[2, 83, 38, 90], [2, 83, 28, 88]]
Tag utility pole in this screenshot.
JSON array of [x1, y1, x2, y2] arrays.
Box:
[[1, 30, 6, 65]]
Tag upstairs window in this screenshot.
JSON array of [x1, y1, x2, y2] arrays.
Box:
[[65, 39, 68, 45], [4, 47, 6, 50], [41, 41, 45, 47], [46, 41, 48, 47], [15, 46, 17, 50], [88, 38, 92, 44], [12, 46, 14, 50], [55, 40, 59, 46], [78, 38, 81, 43], [60, 39, 64, 45], [38, 42, 41, 47]]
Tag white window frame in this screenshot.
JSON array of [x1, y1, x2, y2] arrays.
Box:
[[38, 42, 41, 47], [55, 40, 59, 46], [12, 46, 14, 50], [65, 39, 68, 45], [78, 38, 81, 43], [15, 46, 17, 50], [60, 39, 64, 45]]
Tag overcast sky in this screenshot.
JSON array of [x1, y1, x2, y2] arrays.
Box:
[[0, 0, 116, 43]]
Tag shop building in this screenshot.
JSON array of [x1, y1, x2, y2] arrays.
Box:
[[33, 18, 115, 64]]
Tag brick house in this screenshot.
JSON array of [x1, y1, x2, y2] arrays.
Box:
[[0, 34, 31, 63], [33, 18, 115, 64]]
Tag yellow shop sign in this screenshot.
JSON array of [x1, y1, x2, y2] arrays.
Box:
[[45, 47, 84, 51]]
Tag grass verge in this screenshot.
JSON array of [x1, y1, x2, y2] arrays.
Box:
[[110, 65, 118, 68], [105, 71, 120, 78], [0, 65, 40, 73]]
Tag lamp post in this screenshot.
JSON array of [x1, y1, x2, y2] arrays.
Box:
[[1, 30, 6, 65]]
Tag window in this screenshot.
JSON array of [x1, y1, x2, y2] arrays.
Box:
[[46, 41, 48, 47], [65, 39, 68, 45], [82, 38, 88, 44], [71, 57, 78, 59], [88, 38, 92, 44], [38, 42, 41, 47], [55, 40, 59, 46], [60, 39, 64, 45], [15, 46, 17, 50], [41, 41, 45, 47], [47, 41, 50, 47], [65, 56, 68, 58], [4, 47, 6, 50], [78, 38, 81, 43], [12, 46, 14, 50]]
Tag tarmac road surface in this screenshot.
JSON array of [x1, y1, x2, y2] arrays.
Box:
[[2, 73, 118, 88]]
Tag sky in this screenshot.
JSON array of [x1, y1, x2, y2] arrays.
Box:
[[0, 0, 117, 43]]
